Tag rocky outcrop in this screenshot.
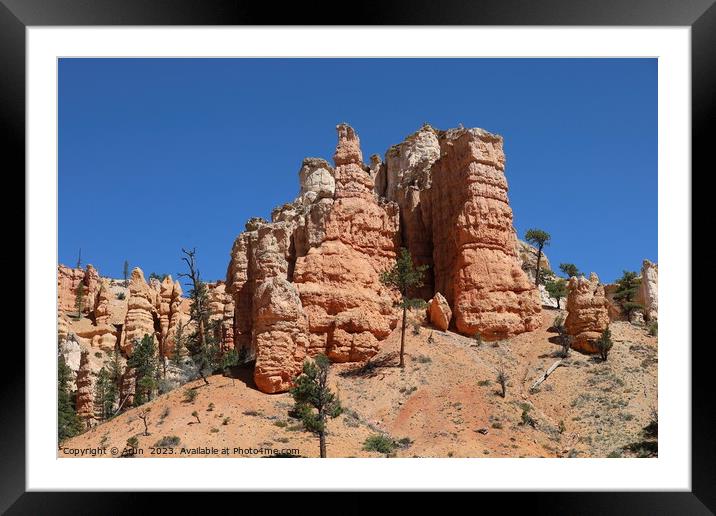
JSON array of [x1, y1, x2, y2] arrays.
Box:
[[252, 277, 309, 393], [75, 350, 94, 425], [430, 128, 541, 338], [93, 279, 112, 326], [223, 123, 545, 392], [565, 273, 610, 353], [122, 268, 158, 355], [207, 282, 235, 352], [293, 124, 400, 363], [637, 260, 658, 322], [58, 265, 85, 313], [427, 292, 452, 331]]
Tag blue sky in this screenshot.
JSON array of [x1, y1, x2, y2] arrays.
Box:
[[59, 58, 657, 284]]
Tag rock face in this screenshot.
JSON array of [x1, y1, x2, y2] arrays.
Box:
[[225, 123, 542, 392], [75, 350, 94, 425], [58, 265, 86, 313], [427, 292, 452, 331], [637, 259, 658, 322], [430, 128, 541, 338], [565, 273, 610, 353], [515, 239, 552, 283]]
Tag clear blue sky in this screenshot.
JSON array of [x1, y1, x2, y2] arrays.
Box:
[[59, 58, 657, 284]]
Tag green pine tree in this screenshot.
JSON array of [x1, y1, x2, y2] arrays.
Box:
[[94, 366, 116, 421], [614, 271, 643, 320], [58, 356, 82, 441], [559, 263, 580, 278], [290, 354, 342, 458], [379, 247, 428, 368], [525, 229, 551, 286], [171, 321, 186, 368], [75, 282, 86, 320], [545, 278, 568, 309], [127, 334, 158, 406]]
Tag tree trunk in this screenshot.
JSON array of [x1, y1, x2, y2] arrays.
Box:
[[399, 306, 407, 368], [535, 246, 543, 286], [556, 298, 560, 309], [319, 431, 326, 458]]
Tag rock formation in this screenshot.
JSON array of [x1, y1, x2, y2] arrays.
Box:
[[75, 350, 94, 425], [429, 128, 541, 338], [637, 259, 658, 322], [565, 273, 610, 353], [207, 282, 235, 352], [58, 265, 83, 313], [122, 268, 158, 355], [223, 123, 543, 393], [427, 292, 452, 331]]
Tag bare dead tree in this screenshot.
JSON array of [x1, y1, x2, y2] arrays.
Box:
[[497, 367, 508, 398], [178, 248, 211, 386], [138, 408, 150, 436]]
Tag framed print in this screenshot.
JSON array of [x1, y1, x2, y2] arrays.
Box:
[[5, 0, 712, 512]]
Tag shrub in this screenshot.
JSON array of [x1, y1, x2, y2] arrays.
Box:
[[274, 420, 288, 428], [595, 328, 614, 362], [521, 409, 536, 428], [154, 435, 180, 447], [473, 333, 483, 347], [126, 436, 139, 448], [222, 417, 231, 425], [415, 355, 432, 364], [647, 321, 658, 337], [363, 434, 397, 455], [207, 402, 215, 412], [411, 322, 421, 336], [116, 292, 126, 300], [191, 411, 200, 423], [427, 332, 435, 344], [183, 389, 198, 403], [478, 380, 491, 387]]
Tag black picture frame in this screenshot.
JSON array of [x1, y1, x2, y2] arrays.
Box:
[[5, 0, 710, 513]]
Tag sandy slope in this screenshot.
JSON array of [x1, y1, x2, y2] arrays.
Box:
[[61, 309, 657, 458]]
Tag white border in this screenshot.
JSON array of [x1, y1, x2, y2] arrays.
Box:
[[27, 27, 690, 491]]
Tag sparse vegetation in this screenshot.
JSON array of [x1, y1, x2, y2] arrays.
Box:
[[116, 292, 126, 300], [415, 355, 432, 364], [182, 388, 198, 403], [379, 247, 428, 368], [478, 379, 491, 387], [647, 321, 658, 336], [191, 411, 201, 424], [553, 314, 572, 357], [154, 435, 180, 448], [473, 333, 483, 347], [290, 354, 342, 458], [363, 434, 397, 456], [222, 417, 231, 425], [427, 332, 435, 344], [595, 327, 614, 362], [207, 402, 215, 412]]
